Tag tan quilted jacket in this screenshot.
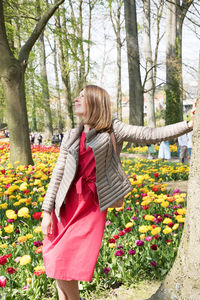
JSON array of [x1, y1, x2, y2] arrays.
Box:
[[42, 119, 191, 222]]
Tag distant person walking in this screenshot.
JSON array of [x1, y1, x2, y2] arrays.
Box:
[[178, 133, 188, 163], [158, 140, 171, 160], [30, 133, 35, 145], [36, 132, 43, 145], [59, 132, 64, 146]]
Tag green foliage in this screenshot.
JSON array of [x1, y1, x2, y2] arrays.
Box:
[[165, 79, 182, 125]]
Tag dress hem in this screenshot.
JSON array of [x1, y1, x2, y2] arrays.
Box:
[[46, 272, 93, 282]]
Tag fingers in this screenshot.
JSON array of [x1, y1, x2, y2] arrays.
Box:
[[41, 213, 53, 239], [42, 224, 50, 239]]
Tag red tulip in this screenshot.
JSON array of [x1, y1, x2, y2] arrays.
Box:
[[32, 212, 42, 220], [0, 256, 7, 265], [0, 276, 6, 288]]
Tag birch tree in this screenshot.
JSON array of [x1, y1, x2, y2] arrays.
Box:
[[109, 0, 123, 120], [142, 0, 155, 127]]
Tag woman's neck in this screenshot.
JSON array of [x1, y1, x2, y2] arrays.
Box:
[[83, 124, 91, 132]]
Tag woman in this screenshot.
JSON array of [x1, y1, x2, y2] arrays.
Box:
[[41, 85, 194, 300]]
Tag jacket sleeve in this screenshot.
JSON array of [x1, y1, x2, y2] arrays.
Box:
[[112, 119, 192, 145], [41, 130, 71, 213]]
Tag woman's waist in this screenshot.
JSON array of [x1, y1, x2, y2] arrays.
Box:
[[73, 174, 96, 195]]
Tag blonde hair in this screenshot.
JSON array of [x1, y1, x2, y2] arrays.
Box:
[[83, 85, 112, 132]]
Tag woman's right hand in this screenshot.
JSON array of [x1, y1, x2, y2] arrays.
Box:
[[41, 211, 53, 239]]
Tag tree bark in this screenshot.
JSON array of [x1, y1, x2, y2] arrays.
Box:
[[53, 37, 63, 131], [39, 31, 53, 139], [124, 0, 144, 125], [198, 51, 200, 101], [110, 0, 123, 120], [0, 0, 64, 165], [143, 0, 155, 128], [165, 0, 193, 125], [165, 0, 181, 125], [153, 0, 164, 92], [29, 61, 37, 132], [148, 101, 200, 299], [0, 1, 33, 165], [54, 6, 74, 128]]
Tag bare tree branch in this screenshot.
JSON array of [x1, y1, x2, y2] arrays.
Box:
[[18, 0, 65, 63]]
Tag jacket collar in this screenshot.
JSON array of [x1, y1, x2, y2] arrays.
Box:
[[85, 128, 97, 142], [70, 123, 97, 140]]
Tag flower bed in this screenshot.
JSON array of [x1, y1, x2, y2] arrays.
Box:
[[123, 144, 179, 157], [0, 144, 188, 299]]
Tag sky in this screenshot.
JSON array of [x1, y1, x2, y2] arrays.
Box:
[[45, 1, 200, 103], [86, 2, 200, 101]]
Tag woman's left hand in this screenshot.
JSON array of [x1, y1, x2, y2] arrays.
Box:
[[187, 102, 197, 129]]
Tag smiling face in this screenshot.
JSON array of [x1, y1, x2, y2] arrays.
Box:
[[74, 89, 86, 118]]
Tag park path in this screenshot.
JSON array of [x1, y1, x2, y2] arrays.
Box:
[[94, 280, 160, 300]]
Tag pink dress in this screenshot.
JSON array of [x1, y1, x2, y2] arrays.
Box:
[[42, 131, 107, 281]]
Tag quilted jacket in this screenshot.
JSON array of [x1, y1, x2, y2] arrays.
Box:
[[42, 119, 191, 222]]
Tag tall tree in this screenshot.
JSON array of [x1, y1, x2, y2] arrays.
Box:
[[109, 0, 123, 120], [38, 31, 53, 139], [198, 51, 200, 101], [0, 0, 64, 165], [52, 37, 63, 131], [124, 0, 143, 125], [142, 0, 155, 127], [148, 102, 200, 300], [165, 0, 193, 125], [69, 0, 95, 92], [54, 5, 74, 128], [152, 0, 164, 92]]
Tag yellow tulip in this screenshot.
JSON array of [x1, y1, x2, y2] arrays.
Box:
[[20, 255, 31, 266], [4, 224, 14, 233]]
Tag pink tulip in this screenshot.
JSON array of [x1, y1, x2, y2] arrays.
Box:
[[0, 276, 6, 288]]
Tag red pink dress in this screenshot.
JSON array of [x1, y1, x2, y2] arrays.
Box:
[[42, 131, 107, 281]]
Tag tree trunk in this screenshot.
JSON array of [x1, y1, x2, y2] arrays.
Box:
[[124, 0, 143, 125], [198, 51, 200, 101], [143, 0, 155, 128], [116, 24, 122, 121], [165, 0, 193, 125], [0, 0, 64, 165], [29, 61, 37, 132], [110, 0, 123, 120], [148, 101, 200, 299], [153, 0, 164, 92], [78, 0, 85, 89], [1, 60, 34, 165], [39, 31, 53, 139], [53, 37, 63, 131], [85, 0, 93, 79], [54, 7, 74, 128], [165, 0, 182, 125]]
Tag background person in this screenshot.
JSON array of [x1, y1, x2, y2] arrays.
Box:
[[158, 140, 171, 160], [178, 133, 188, 163], [41, 85, 194, 300]]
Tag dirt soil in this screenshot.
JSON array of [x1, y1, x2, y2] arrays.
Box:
[[164, 180, 188, 194], [94, 281, 160, 300]]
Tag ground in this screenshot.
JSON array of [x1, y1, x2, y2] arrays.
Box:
[[164, 180, 188, 193], [94, 281, 160, 300]]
